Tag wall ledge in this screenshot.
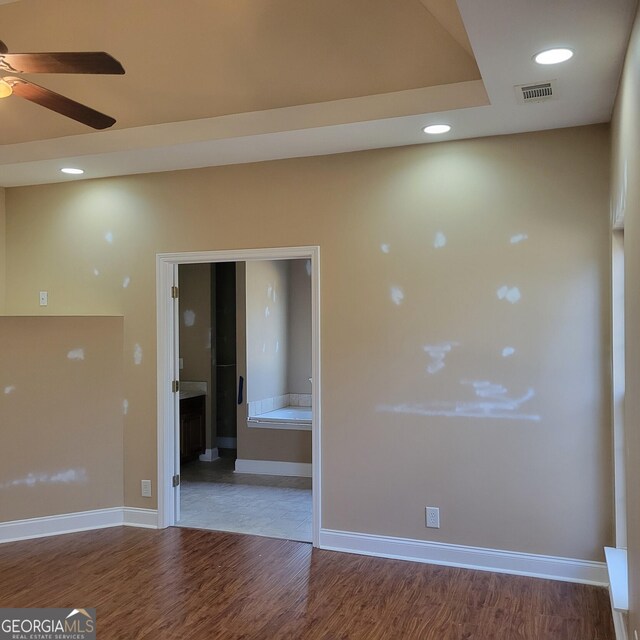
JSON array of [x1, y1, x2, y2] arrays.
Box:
[[319, 528, 608, 586], [0, 507, 158, 544]]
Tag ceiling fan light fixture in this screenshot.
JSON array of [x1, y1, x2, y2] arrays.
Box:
[[0, 79, 12, 98], [534, 48, 573, 65], [0, 39, 123, 127], [60, 167, 84, 175]]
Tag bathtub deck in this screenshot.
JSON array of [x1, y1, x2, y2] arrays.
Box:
[[249, 405, 312, 425]]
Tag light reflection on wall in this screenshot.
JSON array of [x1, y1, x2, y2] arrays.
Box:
[[0, 468, 88, 489]]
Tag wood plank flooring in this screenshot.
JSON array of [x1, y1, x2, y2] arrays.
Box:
[[0, 527, 613, 639]]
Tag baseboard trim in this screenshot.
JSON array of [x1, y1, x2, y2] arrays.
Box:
[[0, 508, 123, 544], [199, 448, 219, 462], [122, 508, 159, 529], [235, 459, 312, 478], [0, 507, 159, 543], [319, 529, 608, 586], [0, 511, 607, 586]]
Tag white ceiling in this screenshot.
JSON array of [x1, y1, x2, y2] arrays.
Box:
[[0, 0, 636, 187]]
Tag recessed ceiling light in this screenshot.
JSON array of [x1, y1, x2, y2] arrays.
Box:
[[60, 168, 84, 175], [423, 124, 451, 135], [534, 48, 573, 65]]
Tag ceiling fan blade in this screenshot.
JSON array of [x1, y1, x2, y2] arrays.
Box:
[[0, 51, 124, 74], [5, 77, 116, 129], [0, 41, 7, 54]]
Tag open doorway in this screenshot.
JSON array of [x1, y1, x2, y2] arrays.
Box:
[[177, 259, 312, 541], [156, 247, 321, 546]]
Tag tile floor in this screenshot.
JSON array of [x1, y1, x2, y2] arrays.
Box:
[[177, 457, 312, 542]]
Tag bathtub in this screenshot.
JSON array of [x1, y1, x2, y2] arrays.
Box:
[[247, 405, 312, 430]]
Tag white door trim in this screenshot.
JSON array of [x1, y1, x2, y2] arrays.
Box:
[[156, 246, 321, 547]]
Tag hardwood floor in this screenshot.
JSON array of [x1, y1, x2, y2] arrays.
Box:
[[0, 527, 613, 639]]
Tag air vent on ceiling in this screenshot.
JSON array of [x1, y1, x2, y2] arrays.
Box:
[[515, 80, 557, 105]]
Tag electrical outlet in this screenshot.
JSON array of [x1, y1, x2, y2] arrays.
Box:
[[425, 506, 440, 529], [141, 479, 152, 497]]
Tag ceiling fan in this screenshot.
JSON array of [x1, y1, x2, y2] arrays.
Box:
[[0, 40, 125, 130]]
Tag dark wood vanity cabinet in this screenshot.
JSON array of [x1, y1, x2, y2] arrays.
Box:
[[180, 395, 206, 462]]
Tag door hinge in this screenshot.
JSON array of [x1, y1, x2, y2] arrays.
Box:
[[172, 474, 180, 487], [172, 380, 180, 393], [171, 285, 179, 299]]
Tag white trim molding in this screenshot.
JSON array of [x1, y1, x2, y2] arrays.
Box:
[[0, 508, 122, 544], [199, 448, 219, 462], [0, 507, 159, 544], [611, 232, 627, 550], [610, 606, 628, 640], [605, 547, 629, 640], [235, 459, 312, 478], [0, 507, 158, 543], [247, 419, 311, 431], [122, 508, 159, 529], [156, 246, 321, 547], [319, 529, 608, 586]]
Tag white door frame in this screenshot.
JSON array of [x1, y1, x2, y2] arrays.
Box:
[[156, 246, 321, 547]]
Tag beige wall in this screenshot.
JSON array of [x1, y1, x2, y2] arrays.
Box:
[[178, 263, 213, 449], [245, 258, 312, 401], [612, 5, 640, 634], [237, 422, 312, 464], [0, 188, 5, 314], [0, 316, 124, 522], [238, 261, 311, 463], [4, 126, 611, 562], [246, 260, 289, 402], [288, 259, 312, 395]]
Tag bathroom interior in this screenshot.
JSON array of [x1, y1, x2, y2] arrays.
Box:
[[176, 258, 313, 542]]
